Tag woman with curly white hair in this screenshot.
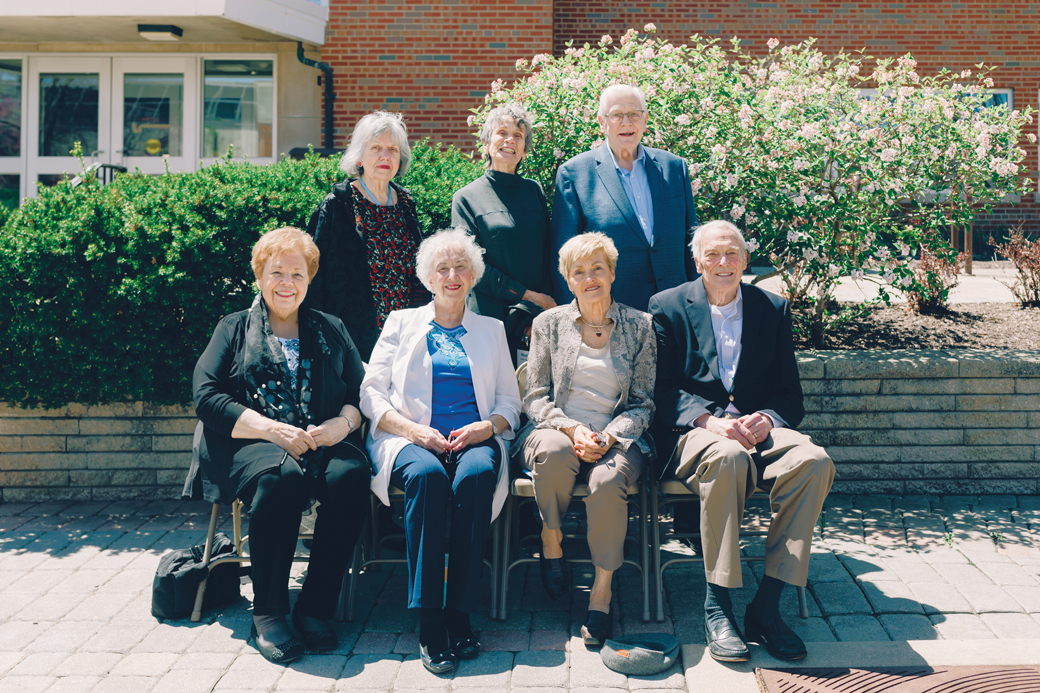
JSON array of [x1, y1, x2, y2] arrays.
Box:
[[305, 110, 429, 361], [360, 228, 522, 675]]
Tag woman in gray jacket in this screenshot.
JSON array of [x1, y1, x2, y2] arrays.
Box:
[[513, 232, 656, 649]]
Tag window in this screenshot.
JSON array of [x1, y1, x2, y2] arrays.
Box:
[[123, 73, 183, 157], [0, 59, 20, 157], [203, 60, 273, 158], [0, 174, 18, 211], [39, 73, 100, 157]]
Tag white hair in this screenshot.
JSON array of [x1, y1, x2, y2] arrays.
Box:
[[598, 84, 647, 116], [689, 220, 748, 258], [414, 228, 486, 293], [340, 111, 412, 177]]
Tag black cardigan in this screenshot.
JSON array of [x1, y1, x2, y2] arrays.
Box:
[[184, 307, 366, 503], [304, 179, 429, 362]]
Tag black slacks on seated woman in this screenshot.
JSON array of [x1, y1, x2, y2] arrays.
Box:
[[237, 440, 370, 619]]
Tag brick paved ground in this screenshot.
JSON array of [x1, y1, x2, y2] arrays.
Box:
[[1, 494, 1039, 692]]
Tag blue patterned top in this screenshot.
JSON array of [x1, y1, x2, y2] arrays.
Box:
[[278, 337, 300, 401], [427, 322, 480, 437]]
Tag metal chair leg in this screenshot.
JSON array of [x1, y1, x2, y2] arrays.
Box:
[[797, 585, 809, 619], [651, 482, 666, 622], [639, 478, 650, 622], [497, 492, 514, 621], [232, 499, 244, 556], [489, 513, 500, 618], [191, 503, 221, 623]]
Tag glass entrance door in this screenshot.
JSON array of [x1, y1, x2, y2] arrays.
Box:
[[27, 57, 111, 193], [112, 57, 197, 174]]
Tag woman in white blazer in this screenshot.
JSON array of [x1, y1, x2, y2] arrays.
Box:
[[360, 228, 521, 675]]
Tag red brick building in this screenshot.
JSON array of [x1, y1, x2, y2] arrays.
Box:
[[322, 0, 1040, 235]]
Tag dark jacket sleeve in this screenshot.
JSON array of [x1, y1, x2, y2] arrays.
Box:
[[305, 195, 334, 311], [338, 321, 366, 411], [550, 165, 585, 304], [681, 159, 698, 281], [452, 188, 527, 303], [648, 293, 713, 428], [193, 317, 247, 436]]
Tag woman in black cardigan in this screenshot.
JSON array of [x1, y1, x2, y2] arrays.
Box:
[[193, 227, 369, 665], [305, 111, 431, 362]]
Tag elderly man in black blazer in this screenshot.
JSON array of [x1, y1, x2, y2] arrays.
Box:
[[648, 220, 834, 663]]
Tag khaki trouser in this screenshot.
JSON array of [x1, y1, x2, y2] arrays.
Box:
[[518, 428, 644, 571], [670, 425, 834, 588]]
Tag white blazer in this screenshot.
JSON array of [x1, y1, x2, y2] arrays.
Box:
[[360, 303, 522, 521]]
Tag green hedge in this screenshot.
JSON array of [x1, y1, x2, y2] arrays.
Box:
[[0, 141, 481, 407]]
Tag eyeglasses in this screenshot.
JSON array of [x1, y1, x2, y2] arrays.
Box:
[[605, 110, 646, 124]]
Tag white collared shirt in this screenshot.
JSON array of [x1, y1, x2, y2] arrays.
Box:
[[709, 289, 785, 428]]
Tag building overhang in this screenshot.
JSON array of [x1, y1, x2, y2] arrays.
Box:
[[0, 0, 328, 46]]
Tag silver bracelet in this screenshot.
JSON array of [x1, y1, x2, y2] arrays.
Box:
[[338, 415, 354, 433]]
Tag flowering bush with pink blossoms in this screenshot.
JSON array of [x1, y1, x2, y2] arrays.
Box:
[[470, 26, 1034, 347]]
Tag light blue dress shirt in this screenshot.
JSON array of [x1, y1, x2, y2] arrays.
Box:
[[606, 143, 654, 245]]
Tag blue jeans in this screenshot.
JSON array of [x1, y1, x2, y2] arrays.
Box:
[[390, 439, 500, 611]]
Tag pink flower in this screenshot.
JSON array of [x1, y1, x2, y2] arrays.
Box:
[[601, 34, 613, 44], [746, 238, 760, 252], [879, 148, 898, 162], [767, 38, 780, 50], [644, 23, 657, 32], [675, 114, 691, 126], [554, 148, 564, 159]]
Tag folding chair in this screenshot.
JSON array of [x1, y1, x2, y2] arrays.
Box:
[[650, 480, 809, 622]]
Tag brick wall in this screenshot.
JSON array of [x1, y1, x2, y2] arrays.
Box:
[[320, 0, 553, 151], [799, 350, 1040, 496], [551, 0, 1040, 234], [0, 403, 195, 503], [1, 350, 1038, 501]]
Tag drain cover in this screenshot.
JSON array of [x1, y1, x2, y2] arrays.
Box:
[[756, 666, 1040, 693]]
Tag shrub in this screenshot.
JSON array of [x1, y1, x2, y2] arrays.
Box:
[[399, 140, 482, 235], [903, 239, 965, 314], [0, 141, 480, 407], [472, 27, 1034, 347], [990, 227, 1040, 307]]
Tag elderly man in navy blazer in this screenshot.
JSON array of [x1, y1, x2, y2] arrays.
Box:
[[649, 220, 834, 663], [551, 84, 697, 312]]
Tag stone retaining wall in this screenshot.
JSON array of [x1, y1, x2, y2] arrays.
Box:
[[1, 349, 1038, 501], [799, 350, 1040, 496]]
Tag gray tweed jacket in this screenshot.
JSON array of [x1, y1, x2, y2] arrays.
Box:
[[512, 300, 657, 459]]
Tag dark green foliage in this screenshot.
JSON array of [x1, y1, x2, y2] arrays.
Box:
[[0, 141, 481, 407]]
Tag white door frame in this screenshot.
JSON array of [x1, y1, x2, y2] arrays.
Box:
[[112, 56, 199, 174], [0, 56, 27, 203], [27, 56, 111, 194]]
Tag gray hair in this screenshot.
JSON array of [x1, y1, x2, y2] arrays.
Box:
[[479, 104, 534, 166], [414, 228, 487, 293], [689, 220, 748, 258], [340, 111, 412, 177], [598, 84, 647, 117]]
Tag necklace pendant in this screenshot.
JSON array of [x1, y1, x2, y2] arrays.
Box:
[[595, 329, 602, 337]]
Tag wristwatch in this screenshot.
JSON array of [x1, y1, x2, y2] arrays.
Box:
[[489, 419, 500, 437]]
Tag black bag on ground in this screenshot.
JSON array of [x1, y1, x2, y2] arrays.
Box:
[[151, 531, 241, 620]]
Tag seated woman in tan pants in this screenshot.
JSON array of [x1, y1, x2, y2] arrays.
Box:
[[512, 232, 656, 648]]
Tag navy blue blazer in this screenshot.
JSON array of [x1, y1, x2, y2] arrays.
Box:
[[648, 279, 805, 477], [550, 145, 698, 311]]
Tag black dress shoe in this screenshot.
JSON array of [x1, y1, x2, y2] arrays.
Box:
[[581, 609, 612, 648], [292, 609, 338, 652], [451, 637, 480, 660], [744, 608, 807, 661], [419, 643, 458, 674], [703, 615, 750, 662], [539, 553, 570, 601], [250, 623, 305, 665]]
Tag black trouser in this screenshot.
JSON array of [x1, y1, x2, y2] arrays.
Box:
[[241, 443, 369, 619]]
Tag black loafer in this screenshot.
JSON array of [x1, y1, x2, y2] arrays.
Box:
[[581, 609, 612, 648], [744, 608, 807, 661], [704, 615, 750, 662], [451, 637, 480, 660], [292, 609, 338, 652], [539, 553, 570, 601], [419, 643, 457, 674], [250, 623, 305, 665]]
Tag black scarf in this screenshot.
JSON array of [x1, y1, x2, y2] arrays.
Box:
[[242, 295, 328, 431]]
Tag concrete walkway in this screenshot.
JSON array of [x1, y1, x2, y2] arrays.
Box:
[[746, 263, 1021, 304], [1, 494, 1039, 692]]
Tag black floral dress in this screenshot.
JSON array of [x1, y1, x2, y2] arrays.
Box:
[[352, 186, 428, 329]]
